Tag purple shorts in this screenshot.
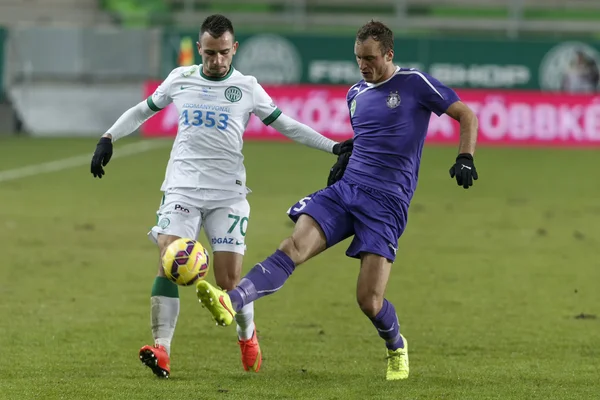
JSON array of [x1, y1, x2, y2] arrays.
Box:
[[287, 179, 408, 262]]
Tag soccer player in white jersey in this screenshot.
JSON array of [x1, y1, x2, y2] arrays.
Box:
[[90, 14, 353, 378]]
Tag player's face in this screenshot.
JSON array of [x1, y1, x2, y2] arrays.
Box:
[[197, 32, 238, 77], [354, 38, 394, 83]]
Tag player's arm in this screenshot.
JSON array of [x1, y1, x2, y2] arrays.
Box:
[[445, 101, 479, 189], [103, 100, 158, 142], [445, 101, 477, 157], [272, 115, 354, 186], [252, 79, 351, 154], [270, 114, 341, 153], [90, 100, 158, 179], [414, 71, 479, 189], [91, 70, 176, 179]]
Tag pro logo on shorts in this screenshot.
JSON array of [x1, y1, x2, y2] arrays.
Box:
[[158, 218, 170, 229], [225, 86, 243, 103], [386, 91, 400, 109], [174, 204, 190, 213]]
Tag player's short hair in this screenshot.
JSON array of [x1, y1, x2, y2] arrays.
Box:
[[200, 14, 235, 39], [356, 20, 394, 54]]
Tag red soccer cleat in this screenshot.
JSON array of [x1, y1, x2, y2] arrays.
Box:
[[139, 344, 171, 378], [238, 328, 262, 372]]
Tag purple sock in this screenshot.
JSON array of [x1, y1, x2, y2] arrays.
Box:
[[228, 249, 296, 312], [370, 299, 404, 350]]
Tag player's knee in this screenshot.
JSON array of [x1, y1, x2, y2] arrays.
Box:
[[156, 234, 180, 277], [212, 252, 243, 290], [157, 234, 180, 256], [357, 293, 384, 318]]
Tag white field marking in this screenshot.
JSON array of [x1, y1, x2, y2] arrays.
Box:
[[0, 140, 169, 183]]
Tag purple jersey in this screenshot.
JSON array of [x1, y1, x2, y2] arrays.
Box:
[[287, 67, 459, 262], [343, 67, 460, 203]]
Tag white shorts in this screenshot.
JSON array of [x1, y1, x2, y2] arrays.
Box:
[[148, 191, 250, 255]]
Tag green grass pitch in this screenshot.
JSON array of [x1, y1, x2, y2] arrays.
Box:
[[0, 137, 599, 399]]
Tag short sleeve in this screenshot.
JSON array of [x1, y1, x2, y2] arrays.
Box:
[[146, 68, 180, 111], [413, 71, 460, 116], [252, 80, 282, 126], [346, 84, 360, 106]]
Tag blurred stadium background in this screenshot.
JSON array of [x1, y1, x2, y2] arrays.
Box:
[[1, 1, 599, 399], [2, 0, 600, 138]]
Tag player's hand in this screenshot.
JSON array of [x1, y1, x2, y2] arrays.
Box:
[[332, 138, 353, 155], [449, 153, 478, 189], [90, 137, 113, 179], [327, 151, 352, 186]]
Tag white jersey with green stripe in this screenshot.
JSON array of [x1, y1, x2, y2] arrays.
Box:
[[148, 64, 282, 194]]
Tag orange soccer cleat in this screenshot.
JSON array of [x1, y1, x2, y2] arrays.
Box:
[[238, 328, 262, 372], [139, 344, 171, 378]]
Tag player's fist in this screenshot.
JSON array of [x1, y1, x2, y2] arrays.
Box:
[[332, 138, 353, 156], [449, 153, 478, 189], [90, 136, 113, 179]]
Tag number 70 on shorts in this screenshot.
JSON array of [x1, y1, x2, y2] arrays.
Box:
[[228, 214, 248, 236]]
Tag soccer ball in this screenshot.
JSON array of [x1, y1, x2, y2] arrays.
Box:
[[162, 238, 210, 286]]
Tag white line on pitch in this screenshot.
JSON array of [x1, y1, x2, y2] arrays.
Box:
[[0, 140, 169, 183]]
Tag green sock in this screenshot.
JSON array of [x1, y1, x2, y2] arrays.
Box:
[[151, 276, 179, 298]]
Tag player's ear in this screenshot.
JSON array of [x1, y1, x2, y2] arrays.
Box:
[[385, 49, 394, 62], [196, 41, 202, 54], [232, 41, 239, 54]]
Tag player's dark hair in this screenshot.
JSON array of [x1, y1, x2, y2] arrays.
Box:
[[200, 14, 235, 39], [356, 20, 394, 54]]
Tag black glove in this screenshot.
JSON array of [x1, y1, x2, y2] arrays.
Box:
[[332, 138, 353, 156], [90, 137, 113, 179], [327, 151, 352, 186], [449, 153, 478, 189]]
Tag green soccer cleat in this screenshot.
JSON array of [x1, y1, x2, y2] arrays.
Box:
[[386, 335, 409, 381], [196, 280, 236, 326]]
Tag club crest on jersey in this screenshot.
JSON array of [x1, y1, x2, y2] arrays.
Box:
[[225, 86, 243, 103], [386, 91, 401, 109], [350, 99, 357, 117]]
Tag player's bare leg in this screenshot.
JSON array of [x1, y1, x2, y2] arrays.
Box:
[[139, 234, 180, 378], [213, 251, 262, 372], [197, 214, 327, 324], [358, 253, 408, 380], [212, 251, 243, 291], [278, 214, 328, 265], [357, 253, 392, 318]]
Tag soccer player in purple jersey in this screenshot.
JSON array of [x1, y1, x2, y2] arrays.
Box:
[[195, 20, 479, 380]]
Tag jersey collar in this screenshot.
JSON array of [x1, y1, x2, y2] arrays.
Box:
[[365, 66, 400, 88], [199, 65, 234, 81]]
